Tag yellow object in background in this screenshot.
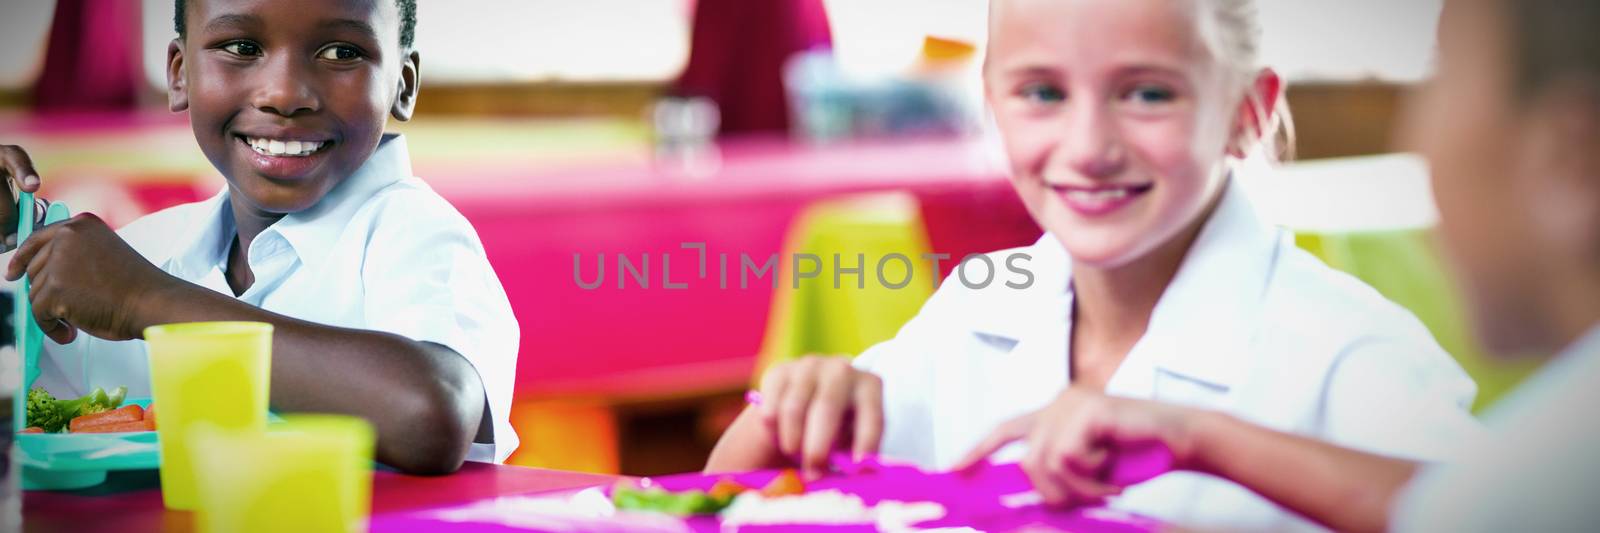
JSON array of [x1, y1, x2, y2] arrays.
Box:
[[920, 35, 977, 64], [754, 192, 936, 382], [144, 321, 274, 510], [189, 415, 375, 533], [1295, 230, 1540, 412]]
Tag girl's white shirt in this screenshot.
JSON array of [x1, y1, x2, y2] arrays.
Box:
[[854, 181, 1483, 532]]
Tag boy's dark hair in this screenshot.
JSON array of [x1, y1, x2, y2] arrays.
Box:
[[1508, 0, 1600, 101], [174, 0, 417, 50]]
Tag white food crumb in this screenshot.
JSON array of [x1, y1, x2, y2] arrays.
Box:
[[719, 490, 946, 532]]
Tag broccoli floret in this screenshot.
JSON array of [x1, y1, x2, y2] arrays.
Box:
[[23, 386, 128, 433], [25, 387, 64, 433]]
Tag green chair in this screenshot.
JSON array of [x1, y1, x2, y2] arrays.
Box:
[[1295, 229, 1541, 412], [754, 192, 937, 383]]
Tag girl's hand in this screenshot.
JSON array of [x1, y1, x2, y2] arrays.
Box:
[[709, 355, 885, 478], [5, 213, 187, 343], [0, 144, 45, 249], [759, 355, 885, 478], [953, 387, 1208, 507]]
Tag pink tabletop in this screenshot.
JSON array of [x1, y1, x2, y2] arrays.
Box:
[[22, 462, 619, 533]]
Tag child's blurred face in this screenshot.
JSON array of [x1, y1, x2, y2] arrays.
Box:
[[171, 0, 413, 214], [985, 0, 1242, 269], [1402, 0, 1544, 353]]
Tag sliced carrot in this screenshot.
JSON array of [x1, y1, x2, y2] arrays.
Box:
[[73, 420, 152, 433], [144, 403, 157, 429], [20, 427, 44, 434], [69, 404, 145, 433], [708, 478, 749, 500], [760, 469, 805, 497]]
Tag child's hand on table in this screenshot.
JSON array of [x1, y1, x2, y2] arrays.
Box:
[[5, 212, 188, 344], [953, 387, 1207, 508], [707, 355, 885, 479], [0, 144, 45, 249]]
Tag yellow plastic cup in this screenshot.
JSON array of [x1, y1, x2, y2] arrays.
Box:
[[144, 321, 273, 510], [189, 415, 376, 533]]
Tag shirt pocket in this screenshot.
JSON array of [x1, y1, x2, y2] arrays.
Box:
[[1152, 368, 1232, 409]]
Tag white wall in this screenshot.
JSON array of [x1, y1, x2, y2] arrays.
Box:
[[0, 0, 1444, 90], [0, 1, 57, 88], [823, 0, 1444, 82], [137, 0, 692, 88]]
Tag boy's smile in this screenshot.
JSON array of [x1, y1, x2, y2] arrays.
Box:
[[236, 128, 335, 181], [169, 0, 417, 215]]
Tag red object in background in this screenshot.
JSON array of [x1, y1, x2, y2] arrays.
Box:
[[675, 0, 833, 135], [33, 0, 144, 113]]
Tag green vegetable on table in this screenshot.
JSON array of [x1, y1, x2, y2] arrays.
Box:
[[24, 386, 128, 433], [612, 485, 739, 516]]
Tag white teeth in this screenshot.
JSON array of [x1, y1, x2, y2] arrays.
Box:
[[244, 137, 326, 157], [1065, 187, 1134, 204]]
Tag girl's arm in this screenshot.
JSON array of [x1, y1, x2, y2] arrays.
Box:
[[956, 389, 1420, 533], [1187, 411, 1420, 533], [705, 356, 884, 478]]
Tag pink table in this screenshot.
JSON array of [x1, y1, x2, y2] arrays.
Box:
[[22, 462, 619, 532]]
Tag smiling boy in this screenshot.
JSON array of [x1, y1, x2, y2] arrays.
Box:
[[0, 0, 518, 474]]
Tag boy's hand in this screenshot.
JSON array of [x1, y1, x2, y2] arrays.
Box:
[[5, 213, 183, 343], [0, 144, 44, 249], [953, 387, 1205, 507]]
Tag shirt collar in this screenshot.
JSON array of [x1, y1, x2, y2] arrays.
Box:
[[1141, 179, 1283, 388], [168, 187, 234, 279], [971, 179, 1283, 388], [269, 133, 411, 268], [166, 133, 412, 276]]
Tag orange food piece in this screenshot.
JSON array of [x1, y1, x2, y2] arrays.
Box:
[[760, 469, 805, 497], [708, 478, 749, 500], [69, 404, 145, 433], [20, 427, 44, 434], [145, 403, 156, 429], [74, 420, 152, 433]]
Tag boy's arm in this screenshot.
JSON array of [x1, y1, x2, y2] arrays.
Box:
[[6, 214, 485, 475], [146, 287, 486, 475]]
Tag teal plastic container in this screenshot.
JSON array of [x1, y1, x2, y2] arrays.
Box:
[[10, 194, 161, 490]]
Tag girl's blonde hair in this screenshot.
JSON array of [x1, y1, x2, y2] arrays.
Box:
[[1192, 0, 1296, 162], [985, 0, 1296, 162]]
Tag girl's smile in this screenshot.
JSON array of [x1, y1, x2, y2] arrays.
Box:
[[1051, 182, 1157, 218]]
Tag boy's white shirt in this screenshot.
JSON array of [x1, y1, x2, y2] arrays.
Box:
[[33, 134, 521, 464], [854, 181, 1484, 532], [1392, 325, 1600, 532]]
